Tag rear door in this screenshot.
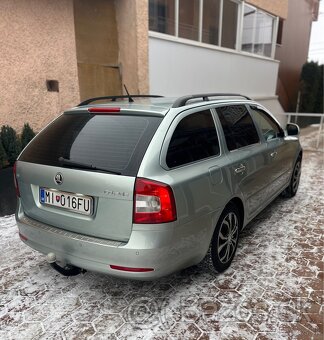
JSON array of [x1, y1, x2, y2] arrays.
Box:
[[161, 107, 225, 238], [17, 112, 162, 242], [215, 104, 268, 219]]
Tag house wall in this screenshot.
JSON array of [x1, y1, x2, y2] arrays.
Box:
[[116, 0, 149, 95], [149, 35, 279, 98], [74, 0, 122, 101], [0, 0, 79, 132], [275, 0, 318, 111], [246, 0, 288, 18], [149, 34, 287, 124]]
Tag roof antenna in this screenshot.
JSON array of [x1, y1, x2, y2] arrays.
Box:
[[123, 84, 134, 103]]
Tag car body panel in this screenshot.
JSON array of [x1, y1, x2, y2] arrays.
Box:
[[16, 162, 135, 241]]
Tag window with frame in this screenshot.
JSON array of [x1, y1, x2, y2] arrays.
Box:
[[148, 0, 277, 59], [241, 4, 275, 57], [166, 110, 220, 168], [221, 0, 238, 49], [179, 0, 200, 41], [249, 106, 282, 141], [149, 0, 239, 50], [202, 0, 221, 45], [149, 0, 175, 35], [216, 105, 260, 151]]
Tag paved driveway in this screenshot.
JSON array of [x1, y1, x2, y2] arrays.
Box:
[[0, 134, 323, 339]]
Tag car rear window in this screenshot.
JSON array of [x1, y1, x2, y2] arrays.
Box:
[[19, 113, 162, 176]]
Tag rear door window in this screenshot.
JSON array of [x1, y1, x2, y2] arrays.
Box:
[[19, 113, 162, 176], [166, 110, 220, 168], [216, 105, 260, 151]]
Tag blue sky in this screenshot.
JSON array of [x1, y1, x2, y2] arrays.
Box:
[[308, 1, 324, 65]]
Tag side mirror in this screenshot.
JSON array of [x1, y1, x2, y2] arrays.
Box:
[[286, 123, 299, 136]]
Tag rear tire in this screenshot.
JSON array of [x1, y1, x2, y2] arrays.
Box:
[[206, 203, 241, 273], [282, 158, 302, 198]]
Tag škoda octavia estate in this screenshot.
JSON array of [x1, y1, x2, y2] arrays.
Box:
[[15, 93, 302, 279]]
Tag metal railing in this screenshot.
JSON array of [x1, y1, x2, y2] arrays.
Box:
[[283, 112, 324, 149]]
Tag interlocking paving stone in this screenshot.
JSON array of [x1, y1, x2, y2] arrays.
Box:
[[0, 130, 323, 339]]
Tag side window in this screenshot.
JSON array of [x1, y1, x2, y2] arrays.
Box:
[[249, 106, 281, 141], [166, 110, 220, 168], [216, 105, 260, 151]]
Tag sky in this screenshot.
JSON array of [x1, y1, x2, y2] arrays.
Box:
[[308, 1, 324, 65]]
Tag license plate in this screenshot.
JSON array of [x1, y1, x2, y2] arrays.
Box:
[[39, 188, 93, 215]]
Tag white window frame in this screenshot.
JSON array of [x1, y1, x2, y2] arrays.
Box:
[[219, 0, 224, 46], [199, 0, 204, 42], [240, 2, 278, 58], [149, 0, 279, 60], [175, 0, 179, 37]]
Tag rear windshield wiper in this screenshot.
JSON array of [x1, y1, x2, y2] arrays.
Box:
[[58, 157, 121, 175]]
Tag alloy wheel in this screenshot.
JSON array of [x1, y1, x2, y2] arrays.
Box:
[[217, 212, 239, 264], [292, 161, 301, 193]]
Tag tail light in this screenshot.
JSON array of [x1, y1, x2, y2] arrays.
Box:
[[13, 162, 20, 197], [133, 178, 177, 224]]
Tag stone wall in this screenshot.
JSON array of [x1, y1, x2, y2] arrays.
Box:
[[0, 0, 80, 132]]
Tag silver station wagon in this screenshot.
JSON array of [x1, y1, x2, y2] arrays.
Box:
[[15, 93, 302, 279]]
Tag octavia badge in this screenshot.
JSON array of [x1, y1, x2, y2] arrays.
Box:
[[54, 173, 63, 185]]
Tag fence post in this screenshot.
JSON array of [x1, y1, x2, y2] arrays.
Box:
[[316, 115, 324, 149]]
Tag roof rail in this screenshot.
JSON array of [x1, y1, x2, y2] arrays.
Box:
[[172, 93, 251, 108], [78, 95, 164, 106]]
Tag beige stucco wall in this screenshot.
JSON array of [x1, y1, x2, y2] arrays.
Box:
[[115, 0, 149, 94], [247, 0, 288, 18], [0, 0, 79, 132], [74, 0, 122, 100]]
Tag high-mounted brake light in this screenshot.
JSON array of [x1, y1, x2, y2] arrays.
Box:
[[13, 162, 20, 197], [88, 107, 120, 114], [133, 178, 177, 224]]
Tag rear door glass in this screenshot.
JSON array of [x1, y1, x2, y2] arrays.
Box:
[[216, 105, 260, 151], [166, 109, 220, 168], [19, 114, 162, 176]]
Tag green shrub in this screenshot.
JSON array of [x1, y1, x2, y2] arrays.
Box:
[[0, 140, 8, 168], [21, 123, 36, 149], [0, 125, 21, 166]]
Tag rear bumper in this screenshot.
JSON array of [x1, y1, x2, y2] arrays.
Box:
[[16, 205, 187, 280]]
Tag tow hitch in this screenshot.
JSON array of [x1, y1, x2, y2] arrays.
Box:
[[46, 253, 86, 277]]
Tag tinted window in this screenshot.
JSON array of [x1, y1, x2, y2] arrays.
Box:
[[178, 0, 200, 41], [166, 110, 220, 168], [19, 114, 162, 176], [217, 105, 259, 151], [249, 106, 281, 141], [149, 0, 175, 35]]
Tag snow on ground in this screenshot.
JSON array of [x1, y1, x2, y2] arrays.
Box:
[[0, 132, 323, 340]]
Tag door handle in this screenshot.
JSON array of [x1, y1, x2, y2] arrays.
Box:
[[270, 151, 277, 158], [234, 164, 246, 174]]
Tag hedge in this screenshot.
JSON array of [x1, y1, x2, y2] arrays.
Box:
[[0, 124, 36, 168]]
